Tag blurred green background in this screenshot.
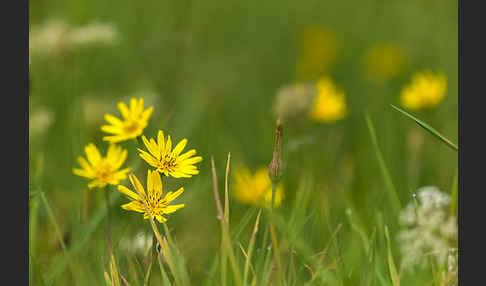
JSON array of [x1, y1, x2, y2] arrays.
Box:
[[29, 0, 457, 285]]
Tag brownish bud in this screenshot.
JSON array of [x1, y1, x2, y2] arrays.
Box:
[[269, 119, 283, 183]]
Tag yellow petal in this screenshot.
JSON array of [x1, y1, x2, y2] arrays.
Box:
[[121, 201, 145, 213], [142, 136, 158, 158], [118, 185, 140, 201], [172, 139, 187, 157], [164, 187, 184, 203], [152, 170, 163, 199], [165, 135, 172, 154], [129, 173, 146, 199], [85, 143, 101, 165], [157, 130, 166, 156], [104, 114, 123, 126], [142, 106, 154, 121], [101, 125, 122, 134], [163, 204, 184, 214], [117, 101, 131, 120]]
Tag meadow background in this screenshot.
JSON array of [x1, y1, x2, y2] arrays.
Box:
[[29, 0, 458, 285]]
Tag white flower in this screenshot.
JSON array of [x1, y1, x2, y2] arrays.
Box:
[[397, 186, 457, 271], [30, 107, 55, 138]]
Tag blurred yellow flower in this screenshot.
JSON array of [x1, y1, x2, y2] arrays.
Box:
[[364, 42, 406, 80], [308, 77, 347, 123], [101, 98, 154, 143], [400, 71, 447, 110], [73, 143, 130, 189], [118, 171, 184, 223], [296, 27, 338, 80], [233, 165, 284, 208], [138, 130, 202, 178]]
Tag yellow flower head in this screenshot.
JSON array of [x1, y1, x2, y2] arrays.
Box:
[[101, 98, 154, 143], [138, 130, 202, 178], [308, 77, 347, 123], [118, 171, 184, 223], [296, 27, 338, 81], [233, 165, 284, 208], [73, 143, 130, 189], [400, 71, 447, 111], [365, 42, 406, 80]]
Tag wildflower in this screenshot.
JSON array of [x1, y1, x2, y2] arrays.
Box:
[[119, 231, 153, 256], [400, 71, 447, 110], [118, 171, 185, 223], [69, 22, 118, 46], [273, 83, 317, 122], [138, 130, 202, 178], [29, 107, 55, 138], [308, 77, 347, 123], [233, 165, 284, 208], [101, 98, 154, 143], [29, 20, 119, 58], [296, 27, 338, 80], [364, 42, 406, 80], [396, 186, 457, 270], [73, 143, 130, 189]]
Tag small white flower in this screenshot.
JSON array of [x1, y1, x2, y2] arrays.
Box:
[[397, 186, 457, 271]]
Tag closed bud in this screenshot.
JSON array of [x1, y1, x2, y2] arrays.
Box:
[[269, 119, 283, 183]]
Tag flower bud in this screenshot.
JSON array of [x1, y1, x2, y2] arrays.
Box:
[[269, 119, 283, 183]]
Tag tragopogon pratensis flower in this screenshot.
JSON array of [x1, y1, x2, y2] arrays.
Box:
[[233, 165, 284, 208], [308, 77, 347, 123], [118, 171, 185, 223], [138, 130, 202, 178], [364, 42, 406, 80], [73, 143, 130, 189], [400, 71, 447, 111], [296, 27, 338, 81], [101, 98, 154, 143]]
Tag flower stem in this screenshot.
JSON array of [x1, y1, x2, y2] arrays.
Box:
[[104, 187, 113, 257]]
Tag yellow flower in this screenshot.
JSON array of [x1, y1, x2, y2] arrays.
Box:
[[400, 71, 447, 111], [364, 42, 406, 80], [138, 130, 202, 178], [308, 77, 347, 123], [296, 27, 338, 81], [118, 171, 184, 223], [101, 98, 154, 143], [233, 165, 284, 208], [73, 143, 130, 189]]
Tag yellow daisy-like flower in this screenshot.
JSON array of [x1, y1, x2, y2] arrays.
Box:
[[233, 165, 284, 208], [73, 143, 130, 189], [296, 27, 338, 81], [400, 71, 447, 111], [308, 77, 347, 123], [101, 98, 154, 143], [118, 171, 184, 223], [138, 130, 202, 178], [364, 42, 406, 80]]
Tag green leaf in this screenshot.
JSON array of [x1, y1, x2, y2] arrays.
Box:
[[390, 105, 458, 151], [384, 226, 400, 286]]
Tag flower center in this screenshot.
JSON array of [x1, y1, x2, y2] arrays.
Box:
[[159, 154, 177, 171], [123, 121, 140, 135], [95, 163, 112, 181]]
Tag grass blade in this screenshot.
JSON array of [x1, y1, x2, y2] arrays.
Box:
[[384, 226, 400, 286], [390, 104, 458, 151], [365, 113, 402, 213]]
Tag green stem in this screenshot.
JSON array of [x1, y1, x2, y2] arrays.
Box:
[[104, 187, 113, 257]]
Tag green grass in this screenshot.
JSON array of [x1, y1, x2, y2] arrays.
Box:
[[29, 0, 457, 285]]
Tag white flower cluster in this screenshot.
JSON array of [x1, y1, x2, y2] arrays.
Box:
[[30, 107, 55, 138], [397, 186, 457, 270], [30, 20, 119, 58], [119, 231, 153, 256]]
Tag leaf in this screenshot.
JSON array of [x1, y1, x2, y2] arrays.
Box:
[[390, 105, 458, 151], [384, 226, 400, 286]]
